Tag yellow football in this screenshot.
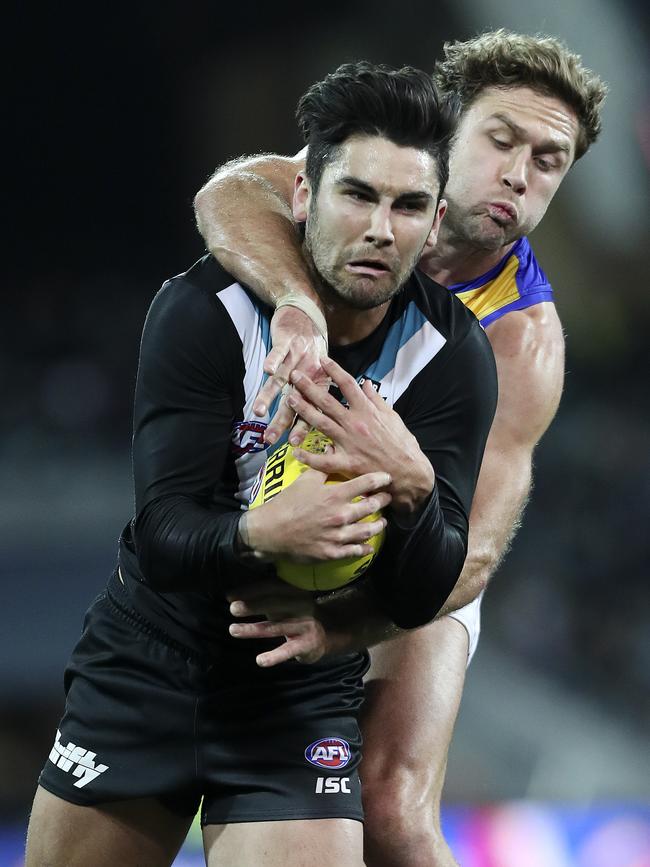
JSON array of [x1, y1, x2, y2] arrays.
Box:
[[248, 429, 385, 591]]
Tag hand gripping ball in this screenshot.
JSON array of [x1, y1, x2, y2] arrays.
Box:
[[248, 429, 385, 591]]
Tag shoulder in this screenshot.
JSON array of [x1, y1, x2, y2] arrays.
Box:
[[409, 267, 485, 343], [142, 256, 257, 364], [515, 237, 552, 288], [150, 255, 266, 330], [450, 238, 555, 328], [485, 301, 564, 362], [400, 269, 496, 388], [394, 271, 497, 410], [486, 302, 565, 446], [159, 254, 241, 302]]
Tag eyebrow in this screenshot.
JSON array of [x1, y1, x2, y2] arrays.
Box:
[[489, 112, 572, 156], [336, 176, 434, 204]]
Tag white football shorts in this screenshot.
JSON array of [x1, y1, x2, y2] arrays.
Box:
[[446, 589, 484, 666]]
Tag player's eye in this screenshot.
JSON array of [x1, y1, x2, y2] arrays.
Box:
[[396, 201, 424, 213], [491, 137, 512, 149], [535, 157, 553, 172], [345, 189, 371, 202]]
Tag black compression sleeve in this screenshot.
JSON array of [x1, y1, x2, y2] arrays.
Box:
[[370, 485, 465, 628], [130, 276, 256, 592]]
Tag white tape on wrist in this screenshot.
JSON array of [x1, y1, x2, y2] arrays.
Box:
[[275, 293, 328, 351]]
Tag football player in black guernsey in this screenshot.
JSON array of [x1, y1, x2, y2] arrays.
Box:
[[27, 63, 497, 867]]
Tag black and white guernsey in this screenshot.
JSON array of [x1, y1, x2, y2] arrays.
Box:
[[117, 254, 498, 652]]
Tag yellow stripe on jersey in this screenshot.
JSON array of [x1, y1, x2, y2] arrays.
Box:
[[454, 255, 520, 322]]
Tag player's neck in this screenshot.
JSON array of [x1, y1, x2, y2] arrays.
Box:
[[421, 228, 516, 287], [325, 300, 390, 347]]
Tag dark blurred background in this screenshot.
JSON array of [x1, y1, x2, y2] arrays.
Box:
[[3, 0, 649, 855]]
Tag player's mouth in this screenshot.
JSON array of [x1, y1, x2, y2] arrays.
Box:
[[345, 259, 393, 277], [487, 201, 518, 224]]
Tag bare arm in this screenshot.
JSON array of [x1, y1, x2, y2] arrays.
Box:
[[438, 301, 565, 614], [194, 151, 327, 440], [194, 150, 314, 308]]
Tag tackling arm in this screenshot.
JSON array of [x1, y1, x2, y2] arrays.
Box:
[[194, 152, 329, 437], [438, 301, 565, 615], [194, 151, 314, 307]]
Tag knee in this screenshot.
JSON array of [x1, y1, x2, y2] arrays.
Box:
[[362, 765, 441, 847], [362, 772, 456, 867]]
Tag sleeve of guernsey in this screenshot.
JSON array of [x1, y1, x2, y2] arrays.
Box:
[[130, 276, 256, 593], [370, 319, 498, 628]]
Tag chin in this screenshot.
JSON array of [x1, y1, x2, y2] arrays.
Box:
[[335, 277, 399, 310], [355, 285, 402, 309], [348, 296, 388, 311], [477, 233, 509, 252], [470, 223, 511, 251], [336, 290, 386, 311]]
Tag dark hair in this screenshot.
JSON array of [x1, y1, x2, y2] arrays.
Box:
[[434, 30, 607, 161], [296, 61, 456, 196]]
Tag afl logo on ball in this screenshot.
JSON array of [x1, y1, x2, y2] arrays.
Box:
[[304, 737, 351, 769]]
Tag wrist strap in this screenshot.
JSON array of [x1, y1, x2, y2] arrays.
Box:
[[235, 513, 266, 561], [276, 293, 328, 350]]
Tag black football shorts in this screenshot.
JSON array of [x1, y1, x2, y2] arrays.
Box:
[[38, 573, 368, 825]]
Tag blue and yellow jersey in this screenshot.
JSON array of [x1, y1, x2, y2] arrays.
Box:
[[449, 237, 553, 328]]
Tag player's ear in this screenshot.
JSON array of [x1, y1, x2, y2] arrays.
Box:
[[293, 172, 311, 222], [424, 197, 447, 249]]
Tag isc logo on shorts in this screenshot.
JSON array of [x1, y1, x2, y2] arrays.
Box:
[[315, 776, 351, 794], [304, 737, 351, 769]]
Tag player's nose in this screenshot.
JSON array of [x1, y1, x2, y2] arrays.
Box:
[[502, 151, 528, 195], [364, 203, 395, 247]]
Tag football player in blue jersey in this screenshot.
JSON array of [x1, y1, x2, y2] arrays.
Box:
[[194, 30, 607, 867]]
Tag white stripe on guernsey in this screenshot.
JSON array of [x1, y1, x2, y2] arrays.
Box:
[[217, 282, 271, 505], [378, 320, 446, 406], [218, 283, 270, 421]]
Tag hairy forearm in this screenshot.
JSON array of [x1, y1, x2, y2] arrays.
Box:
[[437, 473, 531, 617], [316, 581, 403, 656], [436, 305, 566, 618], [194, 172, 321, 309]]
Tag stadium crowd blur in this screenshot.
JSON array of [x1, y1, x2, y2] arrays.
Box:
[[3, 0, 649, 825]]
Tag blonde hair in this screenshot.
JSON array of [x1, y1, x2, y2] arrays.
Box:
[[434, 30, 607, 160]]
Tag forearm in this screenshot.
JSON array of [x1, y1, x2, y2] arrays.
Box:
[[134, 498, 266, 593], [194, 171, 321, 309], [437, 469, 532, 617], [436, 305, 567, 618], [316, 582, 402, 656]]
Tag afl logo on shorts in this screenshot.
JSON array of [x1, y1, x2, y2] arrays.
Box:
[[304, 737, 351, 770], [231, 420, 268, 458]]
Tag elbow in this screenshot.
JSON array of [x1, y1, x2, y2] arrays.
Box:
[[193, 182, 216, 236], [441, 548, 495, 614], [464, 547, 496, 590], [132, 504, 191, 592], [388, 561, 468, 631], [133, 532, 181, 592], [463, 545, 497, 594]]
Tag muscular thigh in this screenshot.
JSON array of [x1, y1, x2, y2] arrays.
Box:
[[203, 817, 364, 867], [25, 785, 193, 867], [361, 616, 469, 797]]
